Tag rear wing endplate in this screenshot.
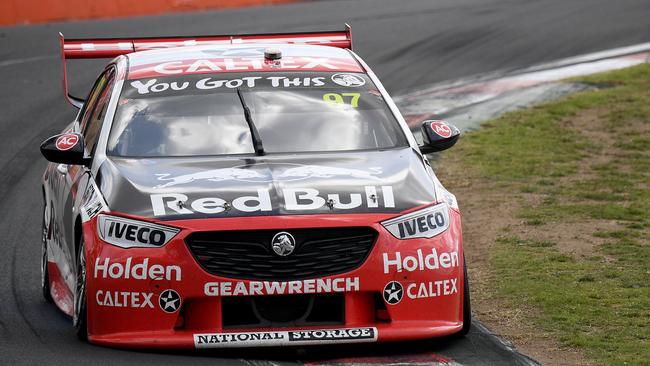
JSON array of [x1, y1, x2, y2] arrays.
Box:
[[60, 25, 353, 108]]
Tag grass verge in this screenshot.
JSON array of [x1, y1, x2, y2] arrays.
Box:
[[445, 64, 650, 365]]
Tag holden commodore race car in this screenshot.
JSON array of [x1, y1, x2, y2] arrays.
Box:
[[39, 27, 469, 349]]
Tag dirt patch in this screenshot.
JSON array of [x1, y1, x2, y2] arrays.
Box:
[[436, 161, 589, 366], [436, 102, 648, 364], [564, 108, 610, 141], [523, 220, 621, 260]]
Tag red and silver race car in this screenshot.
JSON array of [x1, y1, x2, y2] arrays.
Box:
[[39, 27, 470, 349]]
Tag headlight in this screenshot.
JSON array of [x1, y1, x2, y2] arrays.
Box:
[[381, 203, 449, 240], [434, 178, 459, 210], [97, 214, 179, 248]]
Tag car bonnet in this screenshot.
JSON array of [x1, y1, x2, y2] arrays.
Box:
[[96, 148, 436, 220]]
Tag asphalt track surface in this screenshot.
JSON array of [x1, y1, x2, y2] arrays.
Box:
[[1, 0, 650, 364]]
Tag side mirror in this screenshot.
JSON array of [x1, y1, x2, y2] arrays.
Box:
[[40, 133, 90, 166], [419, 120, 461, 154]]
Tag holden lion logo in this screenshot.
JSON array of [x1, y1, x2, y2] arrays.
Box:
[[383, 281, 403, 305], [159, 289, 181, 313], [331, 73, 365, 87], [271, 232, 296, 256]]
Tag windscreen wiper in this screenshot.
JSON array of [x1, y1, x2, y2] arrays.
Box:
[[236, 88, 265, 156]]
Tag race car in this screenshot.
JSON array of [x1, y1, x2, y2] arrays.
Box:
[[39, 27, 470, 349]]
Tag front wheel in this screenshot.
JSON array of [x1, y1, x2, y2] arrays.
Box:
[[73, 239, 88, 341], [41, 203, 52, 303], [457, 257, 472, 336]]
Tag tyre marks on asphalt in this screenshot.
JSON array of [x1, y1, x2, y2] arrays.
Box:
[[0, 55, 57, 69], [10, 235, 45, 343], [297, 321, 539, 366], [305, 351, 462, 366]]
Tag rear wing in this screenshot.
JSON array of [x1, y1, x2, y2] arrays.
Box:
[[60, 25, 353, 108]]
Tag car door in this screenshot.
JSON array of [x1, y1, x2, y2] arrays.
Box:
[[56, 67, 115, 290]]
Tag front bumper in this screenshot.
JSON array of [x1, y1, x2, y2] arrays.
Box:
[[82, 207, 465, 349]]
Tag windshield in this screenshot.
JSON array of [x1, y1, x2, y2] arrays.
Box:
[[107, 72, 408, 157]]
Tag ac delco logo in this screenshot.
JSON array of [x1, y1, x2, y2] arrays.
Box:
[[431, 121, 452, 138], [55, 134, 79, 151]]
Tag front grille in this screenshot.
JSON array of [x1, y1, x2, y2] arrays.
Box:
[[185, 227, 377, 281]]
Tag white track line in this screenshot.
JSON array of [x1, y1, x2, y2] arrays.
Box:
[[0, 55, 56, 68], [396, 42, 650, 125], [522, 42, 650, 72]]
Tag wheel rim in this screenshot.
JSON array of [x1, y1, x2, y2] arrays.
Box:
[[73, 242, 86, 328]]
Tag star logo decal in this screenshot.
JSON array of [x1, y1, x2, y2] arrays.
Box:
[[383, 281, 403, 305], [159, 289, 181, 313]]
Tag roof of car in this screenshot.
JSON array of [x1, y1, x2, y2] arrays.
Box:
[[125, 43, 365, 79]]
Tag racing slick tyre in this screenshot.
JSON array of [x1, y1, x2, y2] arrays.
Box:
[[41, 203, 52, 303], [73, 238, 88, 341], [457, 257, 472, 337]]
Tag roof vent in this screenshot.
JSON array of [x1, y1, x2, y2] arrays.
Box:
[[264, 48, 282, 60]]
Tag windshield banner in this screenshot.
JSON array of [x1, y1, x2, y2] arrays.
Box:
[[126, 72, 371, 96]]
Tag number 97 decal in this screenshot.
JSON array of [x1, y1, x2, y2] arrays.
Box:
[[323, 93, 360, 107]]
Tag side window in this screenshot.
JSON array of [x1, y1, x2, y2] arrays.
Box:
[[79, 72, 108, 129], [82, 69, 115, 155]]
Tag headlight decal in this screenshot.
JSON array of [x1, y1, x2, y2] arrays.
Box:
[[434, 177, 459, 210], [80, 180, 109, 222], [381, 203, 450, 240], [97, 214, 179, 248]]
